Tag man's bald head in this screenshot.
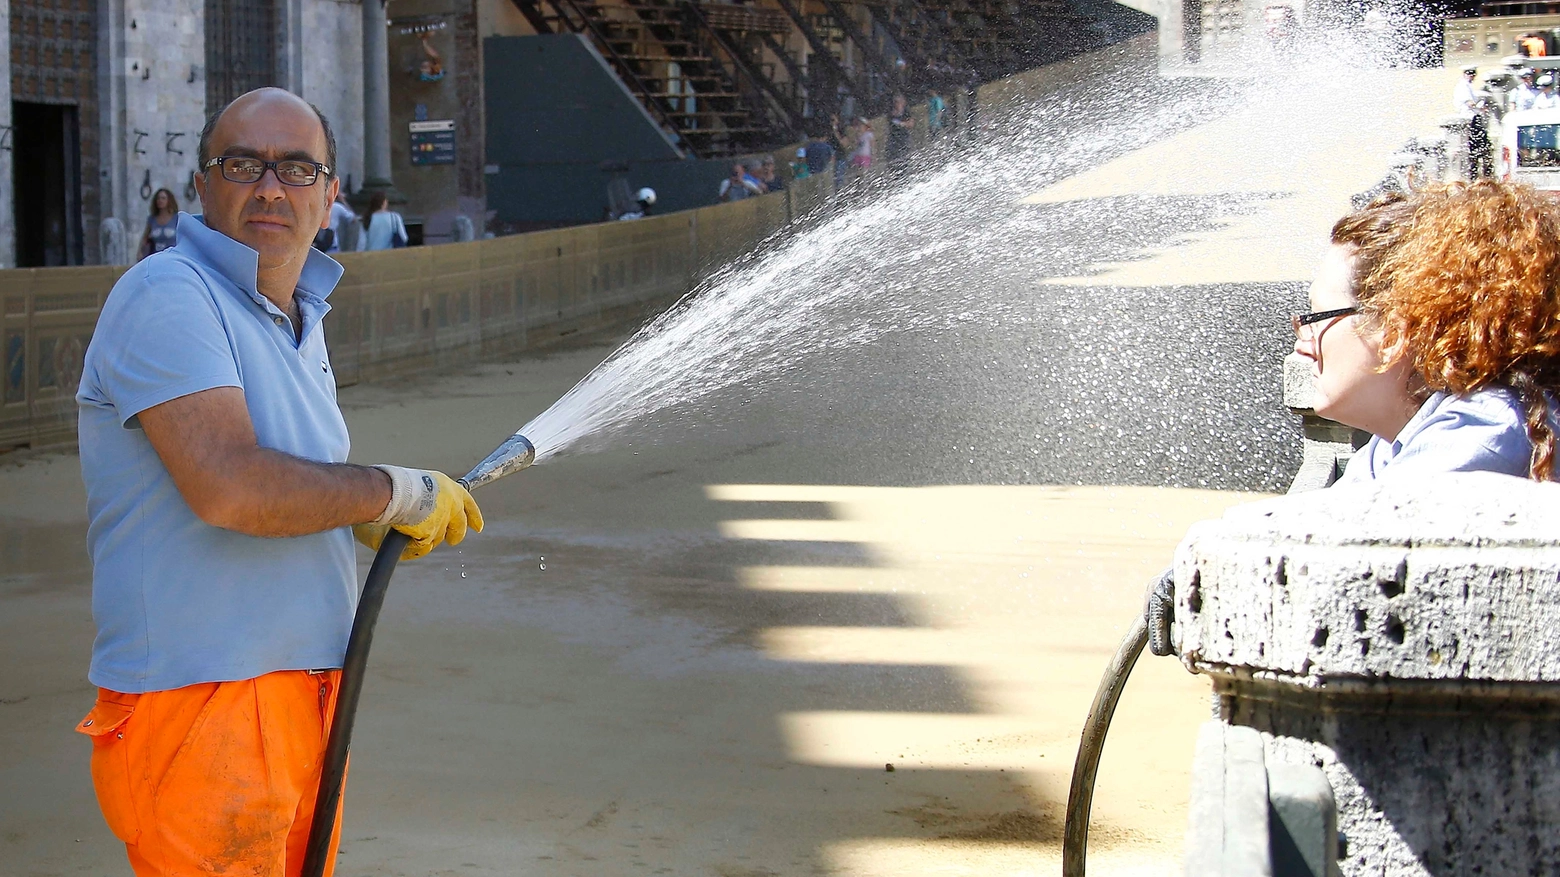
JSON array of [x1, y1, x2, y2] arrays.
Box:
[[198, 87, 337, 178], [192, 86, 341, 284]]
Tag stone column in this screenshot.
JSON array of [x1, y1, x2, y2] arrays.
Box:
[[1174, 473, 1560, 875], [97, 0, 130, 245], [361, 0, 396, 197]]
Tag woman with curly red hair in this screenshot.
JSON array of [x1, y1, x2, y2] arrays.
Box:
[[1294, 180, 1560, 481]]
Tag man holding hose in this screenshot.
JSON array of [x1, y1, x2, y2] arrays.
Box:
[[72, 87, 481, 875]]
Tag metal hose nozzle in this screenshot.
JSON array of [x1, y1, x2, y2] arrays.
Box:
[[459, 433, 536, 491]]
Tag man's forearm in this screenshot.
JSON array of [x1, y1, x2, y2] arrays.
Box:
[[201, 448, 391, 538], [138, 386, 394, 537]]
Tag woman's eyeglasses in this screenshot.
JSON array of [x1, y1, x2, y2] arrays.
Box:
[[1291, 306, 1360, 337], [203, 156, 331, 187]]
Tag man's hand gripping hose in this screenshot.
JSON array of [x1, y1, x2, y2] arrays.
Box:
[[302, 436, 532, 877], [1061, 568, 1174, 877], [353, 466, 485, 561]]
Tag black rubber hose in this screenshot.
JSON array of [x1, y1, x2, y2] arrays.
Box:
[[1062, 614, 1148, 877], [300, 528, 411, 877], [1146, 568, 1176, 657]]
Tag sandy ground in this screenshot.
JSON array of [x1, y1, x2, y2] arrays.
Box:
[[0, 57, 1454, 877], [0, 348, 1259, 877]]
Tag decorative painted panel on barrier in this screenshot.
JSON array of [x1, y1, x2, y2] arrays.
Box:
[[0, 266, 125, 449]]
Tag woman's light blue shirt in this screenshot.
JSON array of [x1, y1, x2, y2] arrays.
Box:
[[76, 213, 356, 693], [1338, 388, 1551, 483], [359, 210, 406, 251]]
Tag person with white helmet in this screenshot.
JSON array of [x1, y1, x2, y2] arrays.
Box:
[[1455, 66, 1496, 178], [1453, 65, 1482, 116], [1534, 74, 1560, 109], [617, 187, 656, 220], [1514, 69, 1539, 111]]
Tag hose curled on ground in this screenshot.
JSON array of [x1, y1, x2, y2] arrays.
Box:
[[1061, 567, 1174, 877]]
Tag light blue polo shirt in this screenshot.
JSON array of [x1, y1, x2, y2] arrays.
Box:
[[77, 213, 356, 693]]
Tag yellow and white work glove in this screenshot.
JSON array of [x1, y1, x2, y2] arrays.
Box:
[[353, 466, 484, 561]]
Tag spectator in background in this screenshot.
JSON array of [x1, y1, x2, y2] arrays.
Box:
[[791, 147, 811, 180], [358, 190, 408, 250], [830, 113, 849, 188], [1454, 66, 1494, 178], [742, 162, 766, 192], [759, 156, 785, 192], [850, 118, 874, 172], [1520, 31, 1548, 57], [1452, 65, 1480, 115], [719, 163, 762, 202], [618, 187, 656, 220], [886, 93, 914, 172], [962, 68, 980, 138], [1515, 69, 1538, 111], [804, 129, 835, 178], [327, 192, 356, 253], [927, 88, 946, 140], [1535, 74, 1560, 109], [138, 188, 179, 261]]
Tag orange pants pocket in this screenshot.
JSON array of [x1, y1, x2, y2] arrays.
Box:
[[78, 693, 142, 845], [81, 672, 345, 877]]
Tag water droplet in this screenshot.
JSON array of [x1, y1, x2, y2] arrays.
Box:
[[460, 572, 467, 578], [539, 563, 547, 570]]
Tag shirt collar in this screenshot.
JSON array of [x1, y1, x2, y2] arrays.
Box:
[[172, 212, 345, 305], [1389, 391, 1450, 454]]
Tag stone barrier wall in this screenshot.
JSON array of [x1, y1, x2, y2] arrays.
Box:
[[1176, 473, 1560, 875], [0, 177, 826, 452]]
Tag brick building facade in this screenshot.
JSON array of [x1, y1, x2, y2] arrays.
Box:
[[0, 0, 369, 268]]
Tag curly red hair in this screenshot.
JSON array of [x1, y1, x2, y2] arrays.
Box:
[[1332, 181, 1560, 480]]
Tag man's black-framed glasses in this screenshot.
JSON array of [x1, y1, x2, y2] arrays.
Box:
[[1290, 306, 1360, 335], [203, 156, 331, 187]]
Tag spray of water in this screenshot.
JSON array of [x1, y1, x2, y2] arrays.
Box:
[[513, 31, 1425, 471]]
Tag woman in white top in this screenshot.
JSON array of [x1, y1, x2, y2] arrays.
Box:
[[358, 190, 408, 251], [1293, 181, 1560, 483]]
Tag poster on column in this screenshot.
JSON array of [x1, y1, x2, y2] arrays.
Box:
[[409, 120, 456, 166]]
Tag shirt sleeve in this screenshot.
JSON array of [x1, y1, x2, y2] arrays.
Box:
[[88, 263, 242, 427]]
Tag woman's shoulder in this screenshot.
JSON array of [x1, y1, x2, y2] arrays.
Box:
[[1420, 386, 1531, 429], [1389, 388, 1538, 478]]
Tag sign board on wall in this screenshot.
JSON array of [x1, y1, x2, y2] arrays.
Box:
[[409, 120, 455, 166]]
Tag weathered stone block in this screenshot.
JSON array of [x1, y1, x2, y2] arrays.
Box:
[[1176, 473, 1560, 683], [1175, 473, 1560, 875], [1185, 722, 1273, 877]]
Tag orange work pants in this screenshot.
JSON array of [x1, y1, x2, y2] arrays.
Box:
[[76, 669, 347, 877]]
